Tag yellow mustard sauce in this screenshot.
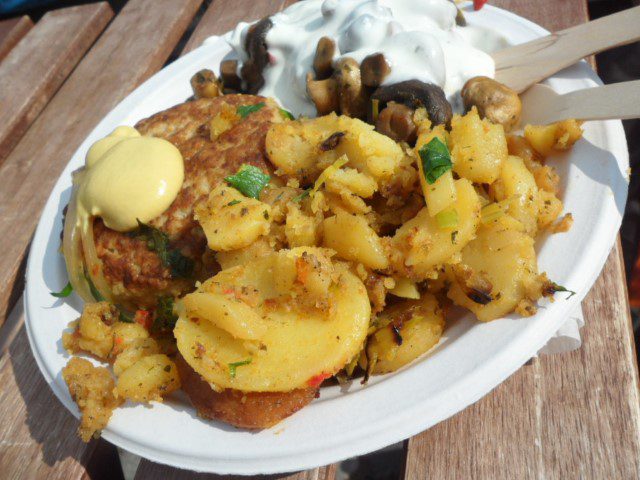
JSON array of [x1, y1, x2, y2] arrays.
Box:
[[78, 126, 184, 232]]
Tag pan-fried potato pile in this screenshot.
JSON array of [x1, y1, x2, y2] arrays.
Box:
[[62, 100, 582, 438], [184, 108, 580, 390]]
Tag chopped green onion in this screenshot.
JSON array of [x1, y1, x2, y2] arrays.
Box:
[[84, 270, 105, 302], [237, 102, 265, 118], [293, 189, 310, 202], [50, 281, 73, 298], [118, 308, 134, 323], [228, 358, 252, 378], [279, 108, 294, 120], [545, 281, 577, 299], [418, 137, 452, 184], [435, 208, 458, 229], [226, 199, 241, 207], [480, 203, 505, 224], [225, 164, 271, 199]]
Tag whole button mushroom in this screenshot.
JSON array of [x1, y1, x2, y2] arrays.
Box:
[[360, 53, 391, 88], [313, 37, 336, 80], [461, 76, 522, 131], [333, 58, 368, 119], [375, 102, 418, 144]]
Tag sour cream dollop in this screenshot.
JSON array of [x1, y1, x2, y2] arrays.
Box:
[[225, 0, 507, 116]]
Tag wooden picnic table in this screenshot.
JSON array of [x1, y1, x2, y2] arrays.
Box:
[[0, 0, 638, 478]]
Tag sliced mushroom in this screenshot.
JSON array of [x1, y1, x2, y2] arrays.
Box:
[[240, 17, 273, 94], [370, 80, 452, 126], [360, 53, 391, 88], [313, 37, 336, 80], [461, 76, 522, 131], [220, 59, 242, 92], [190, 69, 221, 99], [333, 57, 368, 119], [448, 0, 467, 26], [307, 73, 339, 115], [375, 102, 417, 144]]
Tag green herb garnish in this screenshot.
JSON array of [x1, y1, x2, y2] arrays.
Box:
[[153, 296, 178, 332], [84, 270, 105, 301], [237, 102, 265, 118], [279, 108, 294, 120], [133, 220, 194, 278], [228, 358, 252, 378], [225, 165, 271, 199], [226, 199, 241, 207], [419, 137, 452, 184], [118, 308, 134, 323], [545, 281, 577, 299], [50, 281, 73, 298], [293, 189, 310, 202]]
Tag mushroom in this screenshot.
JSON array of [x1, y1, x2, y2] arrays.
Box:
[[370, 80, 452, 126], [333, 57, 368, 119], [448, 0, 467, 26], [461, 76, 522, 131], [307, 73, 339, 115], [190, 69, 221, 99], [240, 17, 273, 94], [375, 102, 418, 144], [360, 53, 391, 88], [220, 59, 242, 92], [313, 37, 336, 80]]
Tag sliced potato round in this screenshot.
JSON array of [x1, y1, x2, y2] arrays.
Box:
[[175, 248, 370, 392], [367, 293, 444, 374]]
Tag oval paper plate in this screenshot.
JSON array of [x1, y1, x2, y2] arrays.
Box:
[[24, 3, 629, 475]]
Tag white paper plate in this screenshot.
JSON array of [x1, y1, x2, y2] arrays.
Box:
[[24, 3, 629, 475]]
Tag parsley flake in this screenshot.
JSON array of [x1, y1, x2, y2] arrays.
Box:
[[225, 165, 271, 199], [50, 281, 73, 298], [237, 102, 265, 118], [132, 221, 194, 279], [279, 108, 295, 120], [228, 358, 252, 378]]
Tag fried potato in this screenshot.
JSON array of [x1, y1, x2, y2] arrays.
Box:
[[450, 107, 508, 184], [175, 353, 317, 429], [390, 178, 481, 279], [447, 214, 545, 321], [62, 357, 122, 441], [367, 293, 444, 374], [175, 248, 370, 392], [489, 155, 539, 237], [524, 119, 583, 157], [322, 211, 388, 269], [63, 302, 118, 360], [115, 354, 180, 402], [266, 113, 404, 183], [195, 184, 271, 251]]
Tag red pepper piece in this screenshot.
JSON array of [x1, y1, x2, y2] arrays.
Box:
[[134, 309, 152, 330], [474, 0, 488, 10], [307, 372, 331, 388]]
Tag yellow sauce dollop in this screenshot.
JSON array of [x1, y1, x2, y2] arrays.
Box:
[[78, 127, 184, 232]]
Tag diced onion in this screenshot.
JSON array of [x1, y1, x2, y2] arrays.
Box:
[[311, 155, 348, 198], [435, 208, 459, 229]]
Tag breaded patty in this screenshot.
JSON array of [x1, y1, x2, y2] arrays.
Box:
[[175, 353, 317, 429], [93, 95, 283, 307]]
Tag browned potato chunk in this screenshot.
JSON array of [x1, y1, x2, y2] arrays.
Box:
[[115, 354, 180, 403], [462, 76, 521, 131], [62, 357, 122, 441], [524, 120, 584, 156]]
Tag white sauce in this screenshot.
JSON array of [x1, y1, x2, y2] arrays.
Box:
[[225, 0, 507, 116]]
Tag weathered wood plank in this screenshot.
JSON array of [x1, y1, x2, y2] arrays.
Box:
[[0, 0, 203, 327], [0, 3, 114, 163], [404, 1, 640, 478], [0, 15, 32, 62], [0, 0, 203, 478], [134, 461, 338, 480], [183, 0, 292, 54]]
